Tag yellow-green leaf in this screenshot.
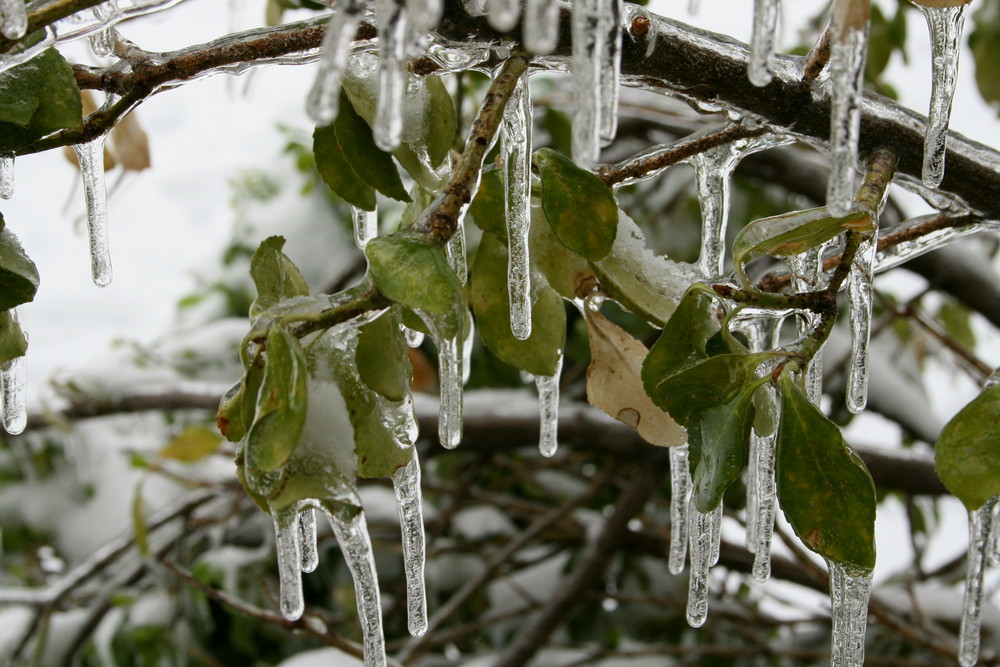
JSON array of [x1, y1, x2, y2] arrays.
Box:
[[935, 383, 1000, 510], [0, 226, 39, 311], [249, 236, 310, 317], [537, 148, 618, 261], [365, 234, 462, 319], [159, 425, 223, 463], [356, 307, 412, 401]]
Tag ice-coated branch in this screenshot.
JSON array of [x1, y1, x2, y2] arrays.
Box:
[[0, 0, 109, 54]]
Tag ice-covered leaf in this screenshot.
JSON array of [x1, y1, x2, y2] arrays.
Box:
[[0, 226, 39, 310], [249, 236, 309, 317], [357, 308, 412, 402], [159, 425, 223, 463], [775, 373, 876, 570], [584, 306, 686, 447], [470, 232, 566, 377], [468, 168, 507, 242], [365, 235, 462, 321], [314, 123, 377, 210], [399, 184, 436, 231], [641, 285, 720, 394], [333, 92, 411, 203], [217, 380, 248, 443], [935, 383, 1000, 510], [0, 49, 82, 153], [529, 205, 593, 300], [536, 148, 618, 261], [246, 326, 309, 473], [0, 309, 27, 364]]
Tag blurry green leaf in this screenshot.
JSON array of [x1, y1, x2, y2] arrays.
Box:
[[159, 426, 223, 463], [0, 49, 82, 153], [249, 236, 309, 317], [641, 286, 720, 395], [537, 148, 618, 261], [776, 373, 876, 570], [314, 123, 377, 210], [970, 0, 1000, 111], [334, 92, 411, 202], [468, 168, 507, 241], [0, 225, 39, 311], [935, 383, 1000, 510], [0, 309, 27, 364], [938, 299, 977, 349], [132, 484, 149, 556], [470, 232, 566, 377], [357, 307, 412, 401], [366, 235, 462, 317]]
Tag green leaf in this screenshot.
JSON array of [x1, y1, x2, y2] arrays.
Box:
[[216, 380, 248, 443], [0, 309, 27, 364], [313, 122, 377, 210], [132, 484, 149, 556], [470, 232, 566, 377], [641, 285, 720, 395], [731, 203, 872, 289], [399, 183, 436, 231], [536, 148, 618, 261], [970, 0, 1000, 111], [529, 204, 593, 300], [249, 236, 309, 317], [935, 383, 1000, 510], [938, 298, 977, 350], [365, 234, 462, 318], [246, 325, 309, 473], [334, 92, 411, 203], [0, 49, 83, 153], [775, 374, 876, 570], [159, 426, 223, 463], [0, 227, 39, 310], [356, 307, 412, 401], [468, 168, 507, 241]]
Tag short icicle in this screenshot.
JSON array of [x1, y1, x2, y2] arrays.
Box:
[[299, 508, 319, 573], [0, 154, 12, 199], [428, 320, 464, 449], [535, 355, 562, 457], [748, 0, 780, 87], [273, 507, 306, 621], [73, 136, 114, 287], [486, 0, 520, 31], [352, 205, 378, 249], [599, 0, 623, 145], [393, 454, 428, 637], [846, 235, 876, 413], [306, 0, 364, 125], [1, 351, 27, 435], [668, 444, 691, 574], [958, 496, 998, 667], [326, 507, 388, 667], [374, 0, 407, 152], [571, 0, 604, 169], [523, 0, 560, 55], [686, 503, 714, 628], [0, 0, 27, 40], [913, 2, 969, 188], [502, 70, 533, 340], [828, 560, 873, 667], [826, 0, 869, 217]]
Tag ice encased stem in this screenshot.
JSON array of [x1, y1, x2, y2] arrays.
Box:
[[502, 71, 532, 340], [535, 355, 562, 458], [669, 444, 691, 574], [749, 0, 780, 87], [828, 561, 873, 667], [0, 154, 12, 199], [72, 136, 114, 287], [959, 497, 997, 667], [306, 0, 363, 125], [393, 454, 428, 637], [846, 234, 876, 413], [687, 504, 714, 628], [523, 0, 560, 55], [273, 507, 305, 621], [0, 0, 27, 40], [914, 3, 968, 189], [374, 0, 406, 151], [1, 351, 27, 435], [826, 20, 868, 217], [352, 205, 378, 249], [571, 0, 603, 169]]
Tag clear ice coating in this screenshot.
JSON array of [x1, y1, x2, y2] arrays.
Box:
[[571, 0, 604, 169], [846, 235, 876, 413], [535, 356, 562, 457], [686, 504, 714, 628], [708, 503, 722, 567], [0, 154, 12, 199], [599, 0, 622, 145], [306, 0, 364, 125], [352, 205, 378, 249], [446, 221, 467, 284], [1, 351, 27, 435], [826, 23, 868, 217], [750, 430, 777, 581], [487, 0, 521, 31], [426, 319, 464, 449], [959, 497, 997, 667], [828, 561, 873, 667], [299, 508, 319, 573], [691, 146, 740, 278], [669, 444, 691, 575], [72, 137, 114, 287], [523, 0, 560, 55], [502, 71, 533, 340], [402, 324, 425, 348], [374, 0, 407, 152], [0, 0, 27, 40], [393, 455, 428, 637], [273, 507, 306, 621], [89, 3, 118, 57], [748, 0, 780, 87], [914, 3, 969, 189]]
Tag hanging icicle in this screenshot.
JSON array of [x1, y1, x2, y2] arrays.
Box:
[[1, 351, 27, 435], [501, 70, 533, 340], [523, 0, 560, 55], [911, 0, 971, 188], [846, 235, 876, 413], [374, 0, 407, 152], [306, 0, 364, 125], [571, 0, 604, 169], [299, 508, 319, 573], [535, 356, 562, 457], [0, 0, 27, 40], [487, 0, 521, 31], [0, 154, 12, 199], [959, 496, 998, 667], [273, 506, 306, 621], [828, 561, 874, 667], [669, 444, 691, 574], [748, 0, 780, 87], [686, 504, 714, 628], [393, 455, 428, 637], [72, 135, 114, 287], [352, 206, 378, 249], [599, 0, 623, 146]]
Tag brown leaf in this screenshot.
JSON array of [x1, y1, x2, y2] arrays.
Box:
[[110, 111, 151, 172]]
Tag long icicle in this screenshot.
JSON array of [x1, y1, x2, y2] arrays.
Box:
[[393, 454, 428, 637], [669, 444, 691, 574], [273, 506, 305, 621], [959, 496, 998, 667], [686, 504, 713, 628], [571, 0, 603, 169], [374, 0, 407, 152], [535, 355, 562, 457], [913, 2, 969, 188], [846, 235, 876, 413], [434, 323, 463, 449], [299, 508, 319, 573], [523, 0, 560, 55], [502, 70, 533, 340], [1, 351, 27, 435], [0, 154, 12, 199], [599, 0, 623, 146], [748, 0, 780, 87], [72, 136, 114, 287], [828, 561, 874, 667], [306, 0, 364, 125]]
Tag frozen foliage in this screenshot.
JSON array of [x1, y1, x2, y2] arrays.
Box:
[[72, 137, 114, 287], [502, 71, 533, 340], [829, 561, 873, 667]]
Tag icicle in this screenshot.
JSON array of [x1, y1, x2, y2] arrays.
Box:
[[686, 503, 713, 628], [571, 0, 604, 169], [352, 206, 378, 249], [958, 497, 997, 667], [828, 561, 873, 667], [502, 71, 532, 340], [787, 248, 826, 404], [306, 0, 364, 125], [691, 147, 739, 278], [419, 317, 464, 449], [72, 136, 114, 287], [599, 0, 622, 145], [669, 444, 691, 574], [523, 0, 560, 55], [407, 0, 443, 33], [535, 356, 562, 458], [393, 455, 428, 637], [299, 508, 319, 573], [708, 503, 722, 567], [748, 0, 780, 87], [751, 431, 777, 581], [273, 507, 305, 621], [374, 0, 407, 152], [914, 3, 968, 188], [1, 352, 27, 435], [0, 0, 27, 40], [826, 3, 869, 217], [486, 0, 520, 31], [846, 235, 876, 413], [0, 154, 12, 199], [325, 507, 387, 667]]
